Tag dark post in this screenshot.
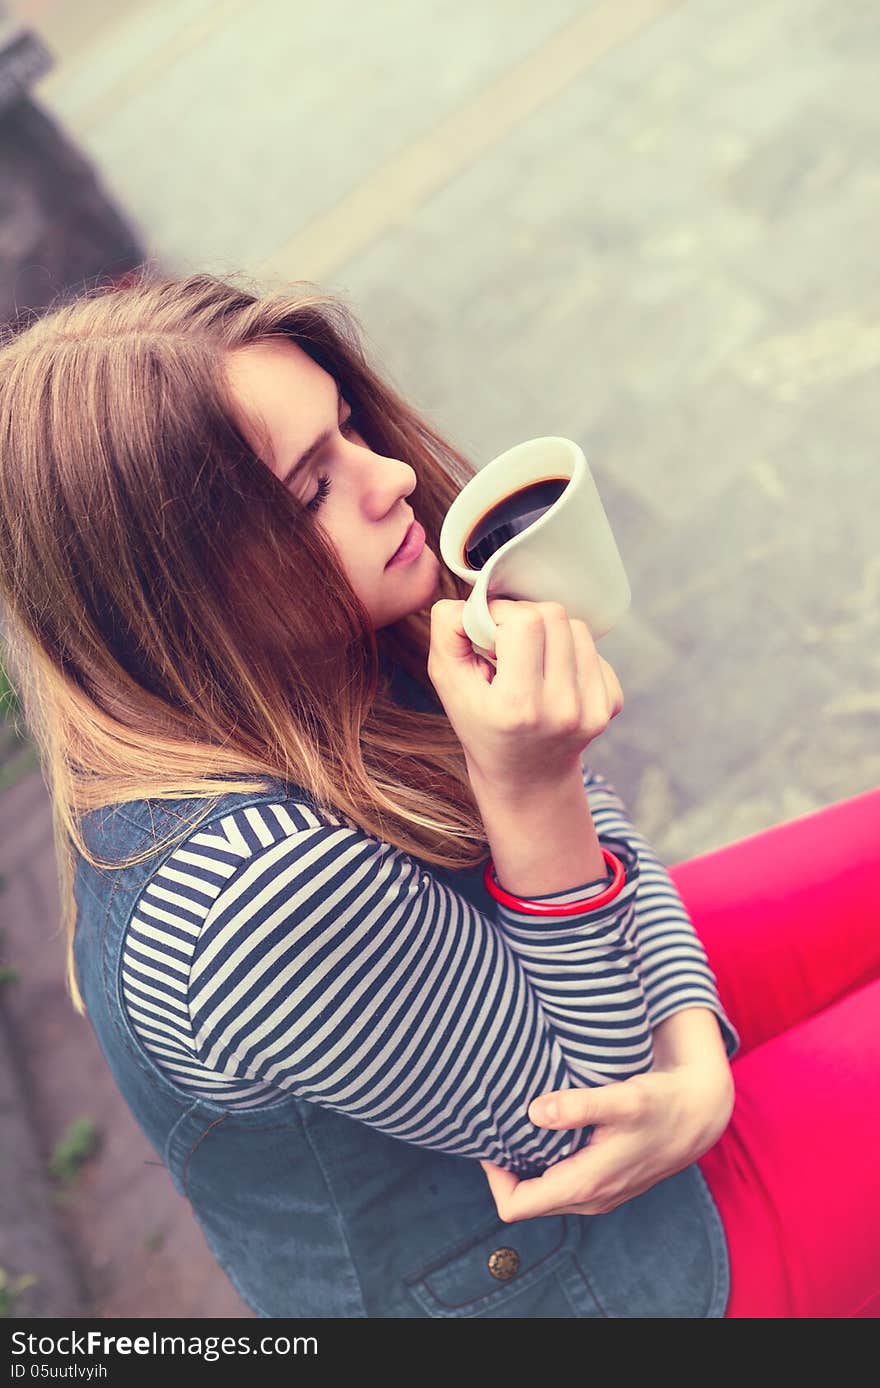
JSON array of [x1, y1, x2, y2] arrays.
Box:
[[0, 4, 146, 327]]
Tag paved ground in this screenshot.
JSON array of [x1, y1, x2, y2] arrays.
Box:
[[1, 0, 877, 1317]]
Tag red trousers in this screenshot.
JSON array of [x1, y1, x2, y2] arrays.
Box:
[[667, 786, 880, 1318]]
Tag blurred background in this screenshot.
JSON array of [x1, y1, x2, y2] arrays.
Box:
[[0, 0, 877, 1318]]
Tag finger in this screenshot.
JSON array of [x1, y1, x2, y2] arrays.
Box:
[[479, 1160, 522, 1207], [492, 1123, 648, 1222], [488, 602, 546, 713], [597, 653, 624, 718], [429, 599, 478, 665], [486, 1151, 602, 1223], [570, 622, 598, 733], [568, 622, 614, 734], [536, 603, 578, 716], [480, 1155, 600, 1223], [528, 1079, 645, 1130]]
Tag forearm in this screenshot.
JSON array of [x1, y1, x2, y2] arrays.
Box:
[[468, 762, 652, 1100], [652, 1006, 731, 1072], [469, 762, 607, 896]]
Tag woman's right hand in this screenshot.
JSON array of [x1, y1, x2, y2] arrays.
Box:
[[427, 598, 624, 792], [478, 1059, 735, 1222]]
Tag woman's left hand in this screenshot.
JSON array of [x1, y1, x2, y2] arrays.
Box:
[[479, 1061, 735, 1222]]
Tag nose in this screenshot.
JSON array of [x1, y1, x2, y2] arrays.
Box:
[[366, 451, 417, 513]]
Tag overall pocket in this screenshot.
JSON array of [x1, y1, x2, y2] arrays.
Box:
[[403, 1212, 602, 1318]]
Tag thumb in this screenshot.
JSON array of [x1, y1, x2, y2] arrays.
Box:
[[528, 1081, 634, 1129]]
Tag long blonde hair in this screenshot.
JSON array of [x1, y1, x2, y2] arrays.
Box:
[[0, 268, 488, 1014]]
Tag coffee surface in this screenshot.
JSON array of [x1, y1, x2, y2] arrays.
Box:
[[463, 476, 569, 570]]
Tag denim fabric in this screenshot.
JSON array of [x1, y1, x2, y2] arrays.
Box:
[[72, 661, 731, 1317]]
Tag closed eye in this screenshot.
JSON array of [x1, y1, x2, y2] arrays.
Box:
[[306, 474, 331, 513], [305, 409, 363, 512]]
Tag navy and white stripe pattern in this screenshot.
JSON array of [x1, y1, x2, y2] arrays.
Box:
[[121, 766, 739, 1177], [577, 769, 740, 1057]]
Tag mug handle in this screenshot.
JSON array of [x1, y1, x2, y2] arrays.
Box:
[[461, 573, 499, 670]]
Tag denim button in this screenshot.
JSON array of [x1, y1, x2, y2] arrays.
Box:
[[487, 1247, 520, 1281]]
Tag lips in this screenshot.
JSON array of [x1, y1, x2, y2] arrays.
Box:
[[388, 519, 415, 565]]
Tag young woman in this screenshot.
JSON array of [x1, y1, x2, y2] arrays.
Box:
[[0, 270, 876, 1319]]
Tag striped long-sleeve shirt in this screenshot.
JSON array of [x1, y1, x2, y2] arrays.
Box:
[[121, 764, 739, 1178]]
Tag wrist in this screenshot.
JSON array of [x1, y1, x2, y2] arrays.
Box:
[[471, 762, 607, 898], [466, 756, 584, 806], [484, 845, 625, 916]]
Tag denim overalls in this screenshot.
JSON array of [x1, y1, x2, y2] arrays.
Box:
[[72, 661, 731, 1318]]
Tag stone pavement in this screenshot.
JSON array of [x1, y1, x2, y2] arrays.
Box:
[[1, 0, 877, 1317], [0, 766, 251, 1318]]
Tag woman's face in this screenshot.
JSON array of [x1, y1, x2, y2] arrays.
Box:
[[224, 338, 443, 628]]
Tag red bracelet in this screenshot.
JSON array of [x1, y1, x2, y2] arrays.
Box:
[[483, 847, 626, 916]]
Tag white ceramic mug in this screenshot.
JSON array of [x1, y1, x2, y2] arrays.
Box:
[[439, 436, 631, 667]]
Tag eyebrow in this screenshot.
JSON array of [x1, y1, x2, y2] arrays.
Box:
[[280, 381, 344, 489]]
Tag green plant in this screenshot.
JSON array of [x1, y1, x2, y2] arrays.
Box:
[[0, 712, 40, 794], [48, 1118, 101, 1185], [0, 654, 19, 720], [0, 926, 18, 988], [0, 1267, 39, 1317], [0, 640, 40, 793]]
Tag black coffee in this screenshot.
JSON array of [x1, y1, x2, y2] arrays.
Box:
[[462, 476, 570, 571]]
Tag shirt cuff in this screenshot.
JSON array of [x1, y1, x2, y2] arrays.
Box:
[[493, 835, 640, 931], [649, 999, 741, 1062], [525, 867, 613, 902]]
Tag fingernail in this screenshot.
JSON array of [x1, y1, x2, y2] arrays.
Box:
[[530, 1098, 559, 1124]]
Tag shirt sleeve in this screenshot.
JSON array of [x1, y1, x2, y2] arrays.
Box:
[[580, 764, 741, 1062], [188, 802, 647, 1180]]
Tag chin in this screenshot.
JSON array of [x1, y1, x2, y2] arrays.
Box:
[[385, 578, 442, 626]]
